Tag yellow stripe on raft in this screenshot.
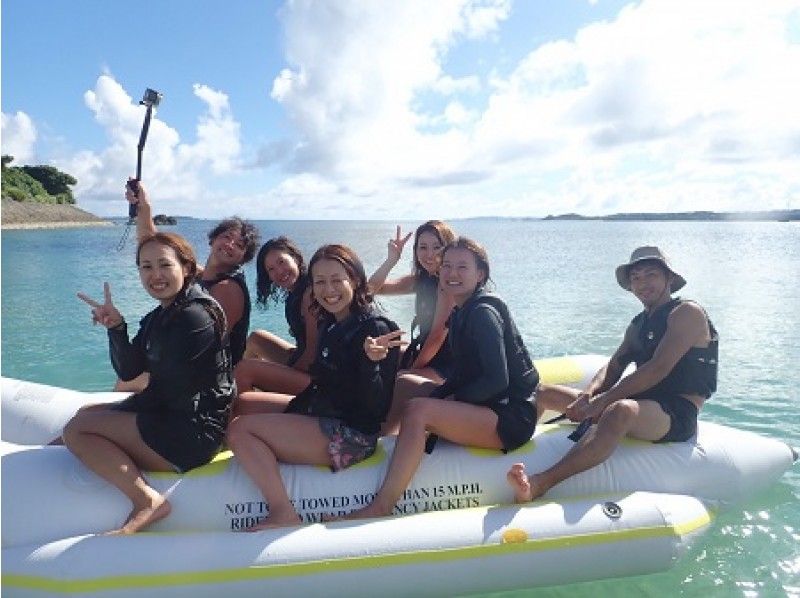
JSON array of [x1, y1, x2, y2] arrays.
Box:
[[534, 356, 589, 385], [1, 510, 712, 594]]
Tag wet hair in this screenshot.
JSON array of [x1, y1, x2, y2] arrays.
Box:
[[442, 236, 492, 289], [254, 236, 307, 308], [136, 232, 226, 337], [308, 244, 372, 315], [207, 217, 260, 264], [412, 220, 456, 280]]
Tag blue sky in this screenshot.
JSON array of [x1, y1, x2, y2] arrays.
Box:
[[3, 0, 799, 219]]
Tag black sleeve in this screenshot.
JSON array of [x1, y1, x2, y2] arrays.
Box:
[[150, 303, 219, 404], [108, 320, 147, 381], [353, 319, 399, 425], [453, 304, 509, 404]]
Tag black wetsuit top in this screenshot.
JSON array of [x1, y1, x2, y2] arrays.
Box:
[[108, 284, 235, 450], [626, 298, 718, 400], [406, 271, 452, 370], [286, 307, 400, 435], [198, 268, 250, 365], [284, 274, 309, 368], [432, 290, 538, 407]]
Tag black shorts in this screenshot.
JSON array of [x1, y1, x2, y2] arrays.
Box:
[[490, 397, 537, 452], [113, 395, 224, 473], [638, 394, 699, 443]]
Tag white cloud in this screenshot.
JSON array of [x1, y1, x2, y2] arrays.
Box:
[[262, 0, 800, 217], [1, 111, 38, 164], [26, 0, 800, 219], [57, 75, 243, 215]]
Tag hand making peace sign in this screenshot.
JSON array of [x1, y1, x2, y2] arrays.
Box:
[[386, 225, 413, 264], [363, 329, 407, 362], [77, 282, 124, 329]]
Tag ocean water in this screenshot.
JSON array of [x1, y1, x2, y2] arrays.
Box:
[[2, 218, 798, 597]]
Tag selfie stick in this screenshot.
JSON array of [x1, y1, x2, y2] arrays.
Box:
[[127, 88, 162, 218]]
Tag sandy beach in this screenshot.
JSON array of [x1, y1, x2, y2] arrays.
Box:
[[1, 198, 112, 230]]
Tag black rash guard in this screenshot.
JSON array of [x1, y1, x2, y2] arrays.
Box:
[[440, 302, 508, 403], [108, 284, 235, 470], [286, 308, 400, 435]]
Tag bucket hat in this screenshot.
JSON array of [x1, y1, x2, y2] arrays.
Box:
[[615, 246, 686, 292]]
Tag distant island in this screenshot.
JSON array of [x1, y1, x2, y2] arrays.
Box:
[[153, 214, 178, 225], [542, 209, 799, 222]]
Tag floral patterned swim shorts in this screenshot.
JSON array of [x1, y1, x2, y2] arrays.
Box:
[[318, 417, 378, 472]]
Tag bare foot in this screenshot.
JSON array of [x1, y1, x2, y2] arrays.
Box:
[[506, 463, 546, 503], [244, 509, 301, 531], [107, 497, 172, 535]]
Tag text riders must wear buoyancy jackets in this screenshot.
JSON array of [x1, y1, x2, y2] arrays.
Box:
[[198, 268, 250, 366], [286, 307, 400, 435], [108, 283, 235, 435], [432, 290, 539, 407], [626, 297, 718, 400]]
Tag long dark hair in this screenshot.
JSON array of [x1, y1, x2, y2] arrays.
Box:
[[412, 220, 456, 282], [308, 244, 372, 315], [137, 232, 226, 337], [254, 236, 307, 308]]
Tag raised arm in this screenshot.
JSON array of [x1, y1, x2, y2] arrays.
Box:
[[368, 225, 415, 295], [410, 283, 453, 369], [125, 179, 157, 242]]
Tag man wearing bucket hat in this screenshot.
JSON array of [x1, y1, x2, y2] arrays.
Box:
[[507, 246, 718, 502]]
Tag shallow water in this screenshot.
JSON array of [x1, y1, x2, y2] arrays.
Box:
[[2, 218, 798, 596]]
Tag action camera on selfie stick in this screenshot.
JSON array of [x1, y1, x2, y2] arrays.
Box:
[[127, 88, 162, 218], [116, 88, 162, 251]]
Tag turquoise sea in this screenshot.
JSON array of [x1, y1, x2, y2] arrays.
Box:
[[2, 218, 798, 596]]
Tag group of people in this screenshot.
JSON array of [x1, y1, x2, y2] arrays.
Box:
[[64, 180, 718, 534]]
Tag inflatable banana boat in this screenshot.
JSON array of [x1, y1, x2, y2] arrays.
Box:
[[2, 491, 712, 597], [1, 356, 796, 596]]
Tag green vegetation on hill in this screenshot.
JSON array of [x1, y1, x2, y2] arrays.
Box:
[[1, 155, 77, 205]]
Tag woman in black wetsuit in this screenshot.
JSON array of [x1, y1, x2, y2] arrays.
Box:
[[369, 221, 456, 433], [64, 232, 234, 535], [234, 237, 319, 413], [226, 244, 403, 529], [342, 237, 539, 521]]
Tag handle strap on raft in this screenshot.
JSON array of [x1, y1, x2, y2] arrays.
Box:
[[567, 419, 592, 442]]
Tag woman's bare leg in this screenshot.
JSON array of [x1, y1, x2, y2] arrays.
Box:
[[347, 398, 502, 519], [226, 413, 331, 529], [113, 373, 149, 393], [234, 359, 311, 395], [243, 330, 295, 362], [381, 375, 439, 436], [234, 391, 294, 416], [62, 408, 176, 534]]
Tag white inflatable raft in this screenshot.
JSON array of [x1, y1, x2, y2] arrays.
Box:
[[1, 491, 712, 597], [1, 360, 796, 596], [0, 354, 606, 445], [1, 420, 794, 549]]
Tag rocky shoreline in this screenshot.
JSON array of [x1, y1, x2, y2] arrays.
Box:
[[1, 198, 113, 230]]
